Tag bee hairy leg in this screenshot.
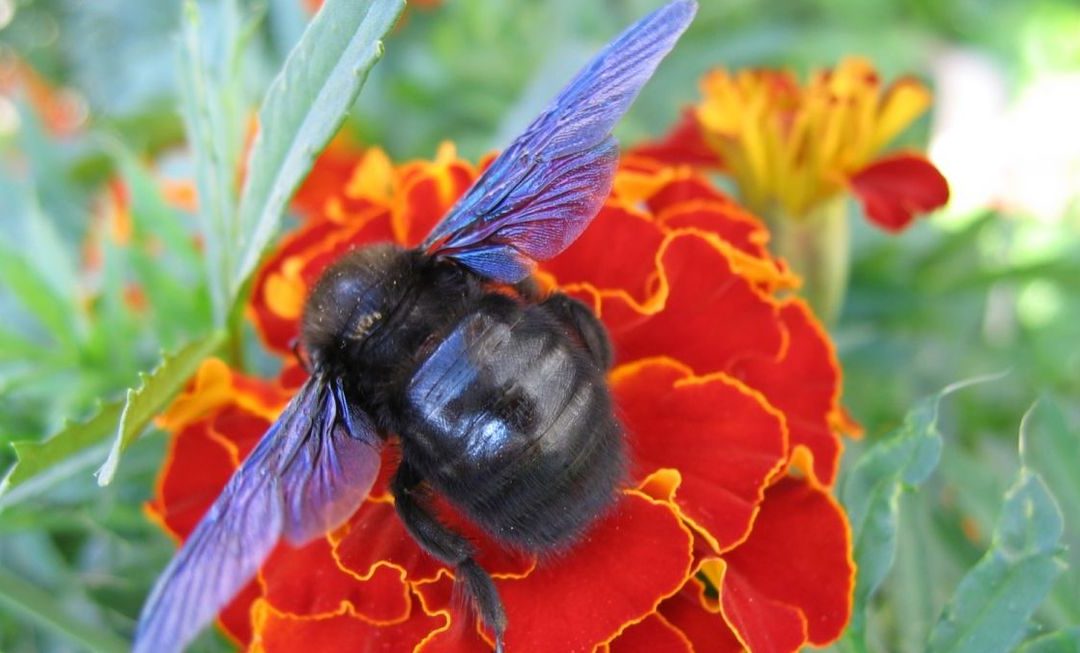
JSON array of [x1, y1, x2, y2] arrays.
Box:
[[539, 292, 614, 370], [391, 462, 507, 652]]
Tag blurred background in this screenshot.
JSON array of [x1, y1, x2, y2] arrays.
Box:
[[1, 0, 1078, 651]]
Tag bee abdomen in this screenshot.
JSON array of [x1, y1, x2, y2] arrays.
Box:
[[402, 300, 626, 552]]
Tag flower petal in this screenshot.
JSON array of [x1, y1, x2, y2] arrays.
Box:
[[849, 153, 950, 232], [608, 613, 693, 653], [613, 359, 787, 552], [710, 558, 807, 653], [730, 300, 848, 485], [149, 418, 240, 539], [658, 581, 743, 653], [333, 494, 535, 590], [411, 572, 494, 652], [720, 477, 854, 648], [494, 491, 693, 652], [543, 204, 665, 304], [393, 145, 477, 246], [596, 231, 784, 374], [630, 109, 720, 168], [260, 538, 411, 624], [248, 598, 445, 653]]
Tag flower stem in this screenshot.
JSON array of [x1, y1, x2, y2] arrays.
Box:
[[764, 198, 851, 324]]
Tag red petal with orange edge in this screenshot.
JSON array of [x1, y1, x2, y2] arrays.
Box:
[[631, 109, 720, 168], [209, 405, 275, 464], [731, 301, 844, 485], [720, 561, 807, 653], [217, 580, 261, 645], [394, 161, 475, 246], [722, 477, 854, 647], [658, 200, 771, 262], [152, 420, 238, 538], [601, 232, 783, 374], [292, 141, 364, 217], [613, 360, 786, 552], [335, 500, 445, 584], [658, 581, 743, 653], [412, 573, 492, 653], [249, 599, 445, 653], [609, 613, 693, 653], [334, 496, 533, 587], [261, 538, 411, 624], [493, 491, 693, 652], [849, 153, 949, 232], [543, 205, 665, 303]]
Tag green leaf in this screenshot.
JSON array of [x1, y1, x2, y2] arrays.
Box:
[[839, 373, 1007, 651], [1019, 398, 1080, 625], [176, 0, 255, 325], [0, 401, 123, 509], [231, 0, 405, 299], [1016, 627, 1080, 653], [0, 567, 128, 653], [0, 245, 79, 352], [926, 469, 1065, 653], [94, 331, 225, 486]]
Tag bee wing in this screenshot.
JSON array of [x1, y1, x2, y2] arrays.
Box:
[[422, 0, 696, 283], [134, 377, 381, 653]]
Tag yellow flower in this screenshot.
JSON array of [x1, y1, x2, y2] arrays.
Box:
[[638, 57, 949, 231]]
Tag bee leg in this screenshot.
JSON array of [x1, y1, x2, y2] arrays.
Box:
[[391, 462, 507, 651], [539, 292, 614, 370]]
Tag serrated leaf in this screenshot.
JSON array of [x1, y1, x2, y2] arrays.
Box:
[[0, 401, 123, 509], [94, 331, 224, 486], [926, 469, 1065, 653], [840, 373, 1007, 651], [1016, 627, 1080, 653], [231, 0, 405, 299]]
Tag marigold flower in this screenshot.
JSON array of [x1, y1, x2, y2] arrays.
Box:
[[637, 57, 949, 231], [149, 143, 857, 652], [635, 58, 950, 321]]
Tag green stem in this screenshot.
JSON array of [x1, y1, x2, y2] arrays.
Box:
[[0, 568, 129, 653], [226, 306, 247, 371], [763, 198, 851, 324]]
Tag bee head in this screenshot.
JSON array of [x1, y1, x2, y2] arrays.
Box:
[[301, 243, 409, 373]]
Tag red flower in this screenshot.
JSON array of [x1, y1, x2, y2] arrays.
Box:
[[634, 58, 949, 232], [149, 143, 857, 652]]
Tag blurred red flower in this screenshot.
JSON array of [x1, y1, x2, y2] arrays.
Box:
[[148, 143, 857, 652]]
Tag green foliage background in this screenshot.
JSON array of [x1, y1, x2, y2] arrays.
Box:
[[0, 0, 1078, 651]]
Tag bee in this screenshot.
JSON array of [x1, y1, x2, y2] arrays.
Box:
[[135, 2, 695, 651]]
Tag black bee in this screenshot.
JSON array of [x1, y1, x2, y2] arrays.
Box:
[[135, 2, 695, 651]]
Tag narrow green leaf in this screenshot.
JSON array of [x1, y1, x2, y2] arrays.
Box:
[[0, 401, 123, 509], [840, 373, 1007, 651], [232, 0, 405, 298], [95, 331, 225, 486], [176, 0, 251, 325], [0, 567, 128, 653], [926, 469, 1065, 653], [0, 244, 79, 352], [1016, 627, 1080, 653], [107, 140, 201, 267], [1020, 398, 1080, 624]]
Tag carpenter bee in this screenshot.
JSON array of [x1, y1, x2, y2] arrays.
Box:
[[135, 2, 695, 651]]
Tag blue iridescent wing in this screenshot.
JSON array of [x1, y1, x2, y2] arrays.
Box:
[[422, 0, 696, 282], [133, 377, 381, 653]]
